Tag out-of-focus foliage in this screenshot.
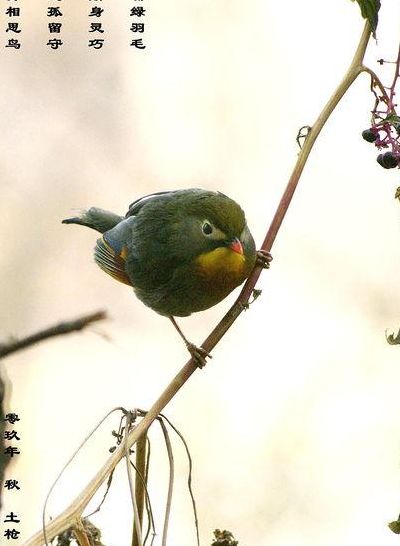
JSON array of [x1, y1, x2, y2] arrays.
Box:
[[388, 517, 400, 534], [386, 329, 400, 345], [54, 520, 105, 546], [211, 529, 239, 546]]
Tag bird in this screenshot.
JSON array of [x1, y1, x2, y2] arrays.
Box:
[[63, 188, 270, 366]]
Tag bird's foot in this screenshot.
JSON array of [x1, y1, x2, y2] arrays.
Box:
[[256, 250, 273, 269], [186, 343, 212, 369]]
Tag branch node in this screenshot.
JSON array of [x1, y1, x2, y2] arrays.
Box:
[[296, 125, 312, 149]]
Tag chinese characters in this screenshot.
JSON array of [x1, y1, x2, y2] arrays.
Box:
[[88, 0, 105, 49], [47, 2, 63, 50], [3, 413, 21, 541], [5, 0, 21, 50], [130, 0, 146, 49], [4, 2, 148, 50]]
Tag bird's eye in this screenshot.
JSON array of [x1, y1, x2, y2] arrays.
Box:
[[202, 221, 213, 236]]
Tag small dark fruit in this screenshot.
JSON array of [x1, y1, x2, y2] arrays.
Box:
[[362, 129, 377, 142], [377, 151, 399, 169], [376, 154, 385, 167]]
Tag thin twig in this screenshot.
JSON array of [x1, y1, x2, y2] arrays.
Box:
[[362, 66, 395, 113], [142, 436, 156, 546], [129, 458, 156, 546], [23, 21, 372, 546], [84, 470, 115, 518], [124, 413, 143, 546], [132, 433, 148, 546], [0, 310, 107, 359], [160, 413, 199, 546], [389, 42, 400, 105], [158, 418, 174, 546]]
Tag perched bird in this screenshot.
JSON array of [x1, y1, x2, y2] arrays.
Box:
[[63, 189, 268, 366]]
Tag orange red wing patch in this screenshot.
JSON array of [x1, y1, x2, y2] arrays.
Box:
[[94, 236, 132, 286]]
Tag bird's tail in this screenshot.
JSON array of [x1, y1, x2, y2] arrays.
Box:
[[62, 207, 123, 234]]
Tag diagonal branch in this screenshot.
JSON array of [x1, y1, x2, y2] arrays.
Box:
[[23, 20, 372, 546]]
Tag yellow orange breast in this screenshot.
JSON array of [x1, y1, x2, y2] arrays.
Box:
[[195, 247, 247, 283]]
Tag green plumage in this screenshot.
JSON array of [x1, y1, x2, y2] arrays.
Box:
[[63, 189, 256, 317]]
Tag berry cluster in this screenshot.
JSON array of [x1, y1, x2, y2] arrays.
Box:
[[362, 119, 400, 169]]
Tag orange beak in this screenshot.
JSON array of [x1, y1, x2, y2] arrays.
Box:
[[228, 237, 243, 255]]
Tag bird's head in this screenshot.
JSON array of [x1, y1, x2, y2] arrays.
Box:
[[170, 191, 256, 279]]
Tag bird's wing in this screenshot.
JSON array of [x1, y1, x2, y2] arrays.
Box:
[[126, 190, 177, 217], [94, 217, 136, 286], [94, 237, 131, 286], [126, 189, 215, 218]]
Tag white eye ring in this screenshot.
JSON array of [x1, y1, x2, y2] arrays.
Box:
[[202, 221, 214, 236]]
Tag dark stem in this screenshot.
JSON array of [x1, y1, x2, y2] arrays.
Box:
[[0, 310, 107, 359], [132, 434, 147, 546]]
